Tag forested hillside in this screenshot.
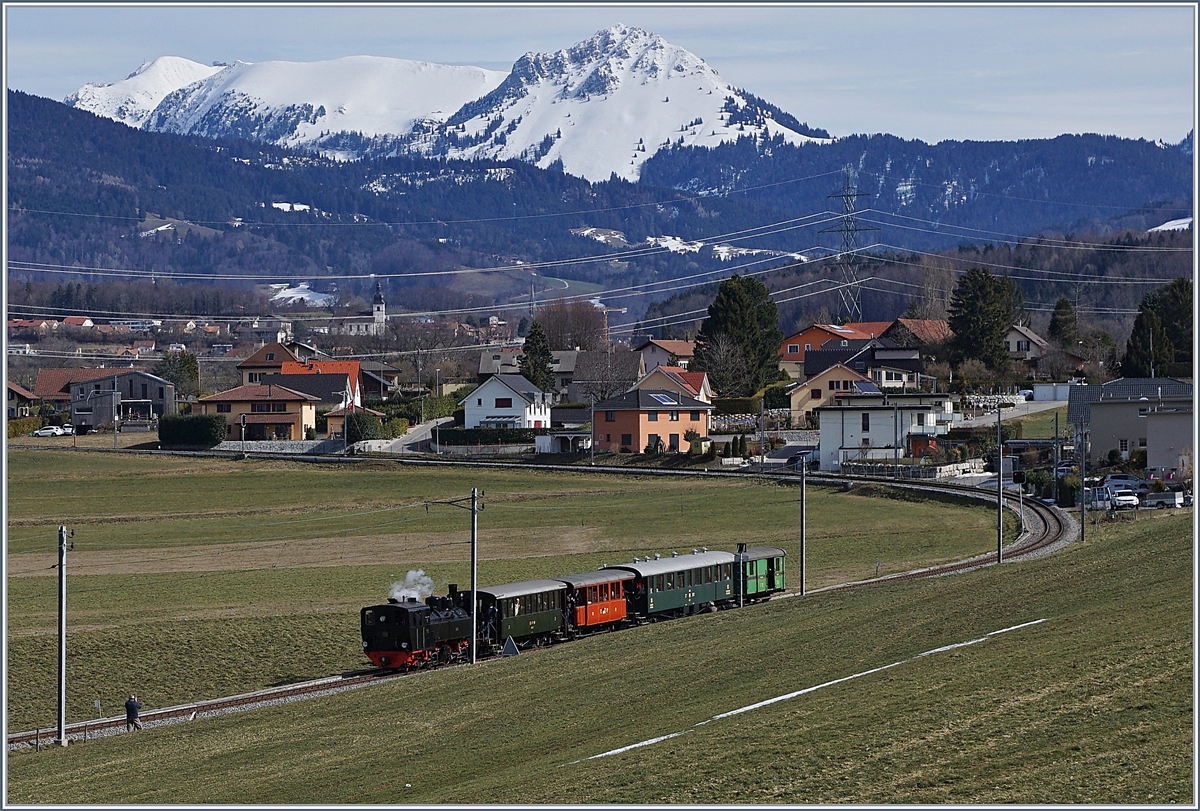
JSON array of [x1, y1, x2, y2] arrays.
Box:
[[6, 89, 1193, 329]]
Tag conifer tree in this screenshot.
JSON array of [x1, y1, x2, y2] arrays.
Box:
[[947, 268, 1010, 370], [1047, 296, 1080, 347], [518, 321, 555, 391], [1122, 307, 1175, 378]]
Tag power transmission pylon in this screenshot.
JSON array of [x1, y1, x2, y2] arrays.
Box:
[[819, 167, 878, 323]]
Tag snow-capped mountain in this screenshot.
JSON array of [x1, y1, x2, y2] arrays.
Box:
[[64, 25, 831, 182], [67, 55, 509, 150], [64, 56, 224, 129], [413, 24, 831, 180]]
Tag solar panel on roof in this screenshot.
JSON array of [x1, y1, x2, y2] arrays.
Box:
[[650, 393, 678, 405]]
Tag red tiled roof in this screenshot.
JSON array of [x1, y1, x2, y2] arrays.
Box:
[[7, 380, 36, 399], [889, 319, 954, 344], [842, 321, 895, 339], [198, 383, 321, 403], [33, 368, 118, 400], [636, 338, 695, 357]]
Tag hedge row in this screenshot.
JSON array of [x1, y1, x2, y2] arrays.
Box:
[[436, 427, 547, 446], [8, 416, 42, 438], [713, 397, 762, 415], [158, 414, 228, 448]]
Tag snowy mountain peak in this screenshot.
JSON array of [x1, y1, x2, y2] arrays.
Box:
[[65, 56, 223, 129], [61, 26, 830, 183]]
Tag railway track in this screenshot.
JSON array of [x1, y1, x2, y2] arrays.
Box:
[[8, 467, 1075, 750]]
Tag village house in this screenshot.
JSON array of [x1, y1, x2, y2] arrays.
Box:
[[815, 390, 957, 472], [460, 374, 552, 429], [236, 342, 301, 384], [633, 338, 696, 372], [54, 369, 177, 431], [197, 383, 320, 441], [592, 389, 713, 454], [786, 363, 872, 427], [1067, 377, 1193, 470], [327, 282, 388, 337], [629, 365, 713, 403], [7, 381, 36, 419]]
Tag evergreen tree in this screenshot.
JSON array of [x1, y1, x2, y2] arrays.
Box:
[[691, 275, 783, 396], [152, 350, 201, 398], [518, 321, 555, 391], [1122, 307, 1175, 378], [947, 268, 1010, 370], [1047, 296, 1080, 347], [1139, 277, 1192, 365]]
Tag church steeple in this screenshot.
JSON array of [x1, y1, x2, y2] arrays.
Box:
[[372, 281, 385, 324]]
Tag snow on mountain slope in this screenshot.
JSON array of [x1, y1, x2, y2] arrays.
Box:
[[62, 25, 829, 183], [64, 56, 223, 128], [435, 24, 829, 181]]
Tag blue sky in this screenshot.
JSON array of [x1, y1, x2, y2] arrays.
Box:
[[3, 3, 1196, 144]]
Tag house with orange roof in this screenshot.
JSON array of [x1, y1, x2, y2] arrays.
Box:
[[633, 338, 696, 371], [778, 323, 875, 379], [631, 365, 714, 403], [197, 383, 320, 441], [279, 359, 364, 405]]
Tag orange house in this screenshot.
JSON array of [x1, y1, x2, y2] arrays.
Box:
[[593, 389, 713, 453], [779, 324, 872, 378]]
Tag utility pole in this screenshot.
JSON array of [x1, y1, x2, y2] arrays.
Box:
[[799, 454, 807, 596], [1080, 425, 1088, 544], [112, 376, 119, 450], [1054, 411, 1060, 505], [589, 395, 595, 465], [425, 490, 483, 664], [997, 407, 1004, 563], [57, 525, 74, 747]]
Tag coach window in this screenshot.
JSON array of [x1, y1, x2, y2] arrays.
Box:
[[656, 575, 664, 592], [666, 573, 674, 590], [599, 583, 609, 601], [723, 563, 731, 580]]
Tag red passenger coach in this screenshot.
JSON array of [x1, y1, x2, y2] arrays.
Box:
[[554, 570, 636, 632]]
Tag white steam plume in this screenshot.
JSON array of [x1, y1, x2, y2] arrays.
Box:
[[389, 570, 435, 603]]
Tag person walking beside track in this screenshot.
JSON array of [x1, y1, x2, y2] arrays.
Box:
[[125, 694, 143, 731]]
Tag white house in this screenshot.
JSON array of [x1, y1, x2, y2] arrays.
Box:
[[460, 374, 552, 429], [815, 391, 957, 472]]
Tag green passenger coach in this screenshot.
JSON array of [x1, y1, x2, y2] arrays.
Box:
[[604, 549, 738, 618], [469, 579, 567, 648], [736, 545, 787, 601]]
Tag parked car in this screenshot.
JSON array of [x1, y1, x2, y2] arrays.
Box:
[[30, 425, 63, 437], [59, 423, 75, 435], [1102, 473, 1150, 495], [1055, 462, 1078, 476], [1107, 488, 1141, 509]]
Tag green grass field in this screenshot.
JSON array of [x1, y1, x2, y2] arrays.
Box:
[[6, 449, 1016, 737], [6, 501, 1191, 803]]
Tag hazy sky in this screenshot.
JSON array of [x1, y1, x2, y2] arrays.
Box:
[[3, 3, 1196, 144]]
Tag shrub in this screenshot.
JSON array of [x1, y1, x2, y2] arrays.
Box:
[[714, 397, 762, 416], [8, 416, 42, 438], [382, 418, 410, 439], [158, 414, 228, 448], [346, 412, 383, 444], [436, 427, 545, 446]]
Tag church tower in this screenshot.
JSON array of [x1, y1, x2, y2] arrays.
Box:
[[372, 281, 386, 327]]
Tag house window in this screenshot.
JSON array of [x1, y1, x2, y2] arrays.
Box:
[[249, 373, 263, 383], [1120, 439, 1129, 452], [915, 412, 926, 426], [804, 344, 811, 351], [831, 380, 840, 390], [862, 412, 870, 431], [621, 433, 632, 445], [158, 387, 164, 399], [495, 398, 512, 408], [787, 344, 799, 354], [605, 411, 616, 422], [477, 398, 482, 406], [648, 411, 659, 421], [648, 433, 660, 449], [669, 434, 680, 451], [265, 353, 275, 361], [273, 403, 287, 413], [669, 411, 679, 421], [812, 389, 822, 400], [690, 411, 700, 421], [216, 403, 232, 413], [1018, 340, 1030, 352], [1139, 438, 1148, 448]]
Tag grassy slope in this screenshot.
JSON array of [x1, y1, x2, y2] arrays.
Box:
[[6, 450, 1009, 732], [6, 506, 1192, 804]]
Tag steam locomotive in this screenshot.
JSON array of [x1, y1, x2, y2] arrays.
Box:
[[361, 544, 787, 670]]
